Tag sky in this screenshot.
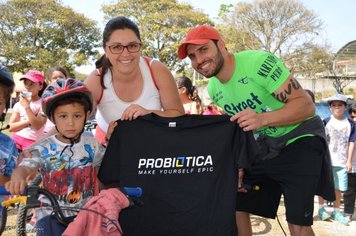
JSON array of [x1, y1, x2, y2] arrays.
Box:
[[60, 0, 356, 72]]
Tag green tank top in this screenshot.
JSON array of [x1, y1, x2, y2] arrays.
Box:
[[207, 50, 300, 138]]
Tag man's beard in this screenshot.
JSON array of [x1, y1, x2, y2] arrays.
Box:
[[202, 49, 224, 78]]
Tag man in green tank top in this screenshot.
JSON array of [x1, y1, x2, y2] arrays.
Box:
[[178, 25, 335, 236]]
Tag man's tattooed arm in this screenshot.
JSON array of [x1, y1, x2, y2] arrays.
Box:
[[273, 78, 302, 103]]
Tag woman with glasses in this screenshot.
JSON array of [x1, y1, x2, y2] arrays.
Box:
[[84, 16, 184, 144]]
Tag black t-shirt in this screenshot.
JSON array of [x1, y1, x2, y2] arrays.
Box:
[[98, 114, 258, 236]]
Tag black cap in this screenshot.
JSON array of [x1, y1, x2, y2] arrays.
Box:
[[0, 66, 15, 88]]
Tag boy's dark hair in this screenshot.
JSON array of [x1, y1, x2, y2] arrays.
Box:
[[49, 94, 91, 120]]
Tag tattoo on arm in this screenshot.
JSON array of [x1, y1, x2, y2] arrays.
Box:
[[273, 78, 301, 103]]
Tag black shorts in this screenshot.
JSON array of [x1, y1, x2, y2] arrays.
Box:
[[236, 136, 324, 226]]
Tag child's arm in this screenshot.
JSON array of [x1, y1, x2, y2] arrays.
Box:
[[5, 166, 39, 195], [8, 110, 31, 132], [21, 97, 47, 130], [347, 141, 355, 172]]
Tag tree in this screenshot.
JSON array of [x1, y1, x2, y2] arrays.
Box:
[[0, 0, 101, 74], [217, 0, 323, 59], [101, 0, 211, 72], [285, 42, 334, 75]]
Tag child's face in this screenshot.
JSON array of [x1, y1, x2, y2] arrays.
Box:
[[329, 101, 346, 117], [50, 71, 66, 82], [23, 79, 43, 98], [53, 102, 89, 142], [351, 112, 356, 124]]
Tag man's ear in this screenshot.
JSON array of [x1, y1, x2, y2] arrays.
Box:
[[217, 40, 227, 51]]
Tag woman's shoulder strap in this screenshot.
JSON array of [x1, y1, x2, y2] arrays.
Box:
[[143, 56, 159, 90]]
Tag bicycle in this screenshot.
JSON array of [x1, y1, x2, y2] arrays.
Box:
[[0, 185, 142, 236]]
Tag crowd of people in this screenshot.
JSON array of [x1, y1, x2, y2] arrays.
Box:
[[0, 16, 355, 236]]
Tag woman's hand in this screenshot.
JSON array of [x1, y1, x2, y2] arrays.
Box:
[[121, 104, 150, 121]]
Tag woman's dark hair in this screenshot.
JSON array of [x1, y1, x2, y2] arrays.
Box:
[[97, 16, 141, 89], [176, 76, 202, 114], [46, 66, 69, 82]]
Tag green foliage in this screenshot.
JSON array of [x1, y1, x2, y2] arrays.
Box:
[[216, 0, 323, 58], [0, 0, 101, 73], [101, 0, 211, 72]]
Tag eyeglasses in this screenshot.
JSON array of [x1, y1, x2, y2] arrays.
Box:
[[107, 43, 142, 54]]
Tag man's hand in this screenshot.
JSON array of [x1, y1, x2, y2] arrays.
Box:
[[230, 108, 265, 132]]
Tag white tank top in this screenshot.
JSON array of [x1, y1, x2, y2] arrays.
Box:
[[96, 57, 162, 132]]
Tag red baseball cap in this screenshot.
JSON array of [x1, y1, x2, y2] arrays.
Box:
[[177, 25, 221, 59], [20, 70, 44, 83]]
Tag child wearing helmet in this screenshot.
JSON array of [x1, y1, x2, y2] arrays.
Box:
[[0, 66, 18, 185], [5, 78, 106, 235], [9, 70, 48, 151]]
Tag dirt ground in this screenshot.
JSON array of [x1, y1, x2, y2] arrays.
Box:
[[2, 196, 356, 235], [251, 196, 356, 236]]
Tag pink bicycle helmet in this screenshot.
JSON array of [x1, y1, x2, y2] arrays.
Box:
[[42, 78, 93, 118]]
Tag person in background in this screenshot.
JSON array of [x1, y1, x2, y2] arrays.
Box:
[[344, 104, 356, 222], [44, 66, 69, 134], [45, 66, 69, 83], [178, 24, 335, 236], [9, 70, 47, 152], [318, 94, 355, 225], [0, 66, 18, 185], [176, 76, 202, 114], [305, 89, 315, 103], [85, 16, 184, 144], [203, 102, 224, 115]]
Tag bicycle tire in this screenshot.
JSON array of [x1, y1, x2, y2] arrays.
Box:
[[15, 203, 28, 236], [16, 174, 42, 236], [0, 206, 8, 235]]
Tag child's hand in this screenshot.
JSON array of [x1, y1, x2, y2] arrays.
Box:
[[19, 95, 30, 109], [5, 177, 27, 195]]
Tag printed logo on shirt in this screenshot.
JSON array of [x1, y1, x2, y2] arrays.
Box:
[[137, 155, 214, 175], [223, 92, 263, 116], [257, 54, 283, 82], [238, 76, 248, 84]]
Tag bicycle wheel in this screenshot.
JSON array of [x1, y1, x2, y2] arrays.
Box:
[[16, 174, 42, 236], [0, 206, 8, 235]]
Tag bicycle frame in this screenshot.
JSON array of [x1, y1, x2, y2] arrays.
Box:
[[0, 185, 142, 235]]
